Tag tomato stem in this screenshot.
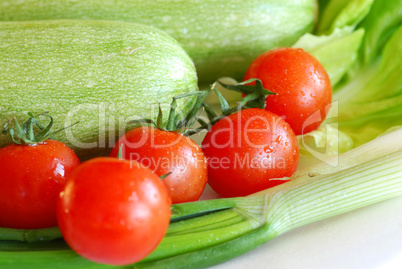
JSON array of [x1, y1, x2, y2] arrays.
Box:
[[126, 78, 274, 136], [117, 144, 124, 159], [159, 172, 172, 180], [2, 112, 78, 145], [185, 79, 275, 136]]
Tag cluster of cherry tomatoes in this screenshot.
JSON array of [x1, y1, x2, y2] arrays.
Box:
[[0, 48, 331, 265]]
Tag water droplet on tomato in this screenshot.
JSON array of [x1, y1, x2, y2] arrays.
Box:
[[53, 162, 65, 177], [264, 146, 273, 153], [275, 136, 282, 144]]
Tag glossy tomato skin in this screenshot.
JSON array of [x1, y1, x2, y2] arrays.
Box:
[[243, 47, 332, 135], [57, 157, 171, 266], [202, 108, 299, 198], [110, 127, 208, 204], [0, 140, 80, 229]]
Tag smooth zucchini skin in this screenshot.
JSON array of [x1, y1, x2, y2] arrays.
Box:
[[0, 0, 317, 84], [0, 20, 198, 159]]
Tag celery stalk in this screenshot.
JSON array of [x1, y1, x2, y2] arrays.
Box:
[[0, 130, 401, 268], [134, 129, 402, 268]]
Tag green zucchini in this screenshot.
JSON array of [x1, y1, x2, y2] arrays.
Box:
[[0, 0, 317, 84], [0, 20, 198, 159]]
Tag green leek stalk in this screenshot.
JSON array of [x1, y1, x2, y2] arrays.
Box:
[[137, 128, 402, 268], [0, 130, 401, 268], [0, 226, 61, 243]]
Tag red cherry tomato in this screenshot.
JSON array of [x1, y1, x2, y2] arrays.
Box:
[[201, 108, 299, 198], [243, 47, 332, 135], [110, 126, 208, 204], [0, 140, 80, 229], [57, 157, 171, 266]]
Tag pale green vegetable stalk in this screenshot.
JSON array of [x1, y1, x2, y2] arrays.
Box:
[[1, 131, 401, 269], [131, 129, 402, 268]]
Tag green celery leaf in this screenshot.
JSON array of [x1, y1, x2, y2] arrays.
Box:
[[317, 0, 374, 34], [358, 0, 402, 63], [305, 26, 402, 154], [293, 27, 365, 86], [298, 124, 354, 157]]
